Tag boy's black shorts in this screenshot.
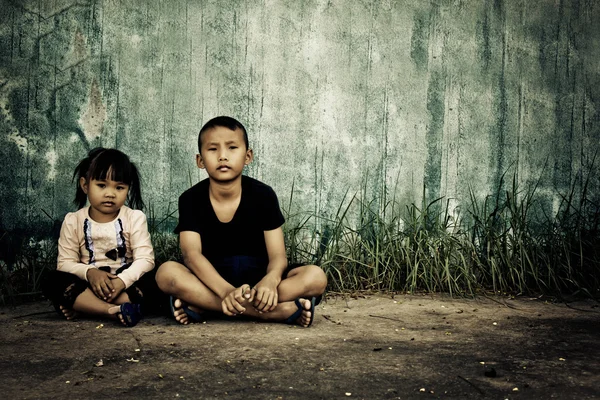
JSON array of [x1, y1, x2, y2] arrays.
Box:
[[209, 255, 305, 288]]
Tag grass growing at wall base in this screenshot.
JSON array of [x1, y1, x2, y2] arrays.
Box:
[[1, 174, 599, 305], [282, 173, 600, 299]]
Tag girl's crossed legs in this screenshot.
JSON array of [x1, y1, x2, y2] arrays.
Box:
[[43, 270, 146, 326]]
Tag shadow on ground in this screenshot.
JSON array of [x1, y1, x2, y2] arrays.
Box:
[[1, 294, 599, 399]]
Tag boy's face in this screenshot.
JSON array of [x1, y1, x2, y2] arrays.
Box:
[[197, 126, 253, 182]]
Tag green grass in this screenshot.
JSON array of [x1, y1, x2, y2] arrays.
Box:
[[283, 171, 600, 299], [1, 171, 599, 305]]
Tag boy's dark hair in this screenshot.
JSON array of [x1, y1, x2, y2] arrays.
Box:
[[73, 147, 145, 211], [198, 116, 248, 152]]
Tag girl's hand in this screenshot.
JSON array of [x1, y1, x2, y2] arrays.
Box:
[[107, 277, 126, 303], [86, 268, 117, 301], [221, 284, 251, 316]]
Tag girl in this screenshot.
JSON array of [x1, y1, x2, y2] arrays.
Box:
[[43, 148, 154, 327]]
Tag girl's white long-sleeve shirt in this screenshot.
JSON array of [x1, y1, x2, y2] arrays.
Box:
[[57, 206, 155, 288]]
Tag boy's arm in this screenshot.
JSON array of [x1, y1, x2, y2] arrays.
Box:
[[264, 226, 288, 281], [179, 230, 236, 300], [252, 227, 288, 312]]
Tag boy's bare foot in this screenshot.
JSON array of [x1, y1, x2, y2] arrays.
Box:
[[171, 298, 204, 325], [59, 305, 78, 320], [171, 298, 189, 325], [289, 298, 313, 327]]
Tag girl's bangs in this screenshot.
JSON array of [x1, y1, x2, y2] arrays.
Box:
[[88, 151, 133, 184]]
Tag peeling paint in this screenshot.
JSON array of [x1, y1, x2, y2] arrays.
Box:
[[130, 34, 142, 47], [7, 132, 27, 152], [79, 79, 107, 142], [45, 149, 57, 181]]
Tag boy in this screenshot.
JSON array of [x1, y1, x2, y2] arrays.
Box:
[[156, 116, 327, 326]]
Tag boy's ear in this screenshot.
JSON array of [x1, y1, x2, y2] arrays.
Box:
[[79, 177, 89, 194], [196, 154, 205, 169], [244, 148, 254, 165]]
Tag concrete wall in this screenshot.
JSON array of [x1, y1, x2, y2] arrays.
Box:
[[1, 0, 599, 233]]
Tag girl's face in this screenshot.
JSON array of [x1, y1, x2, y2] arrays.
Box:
[[80, 174, 129, 223]]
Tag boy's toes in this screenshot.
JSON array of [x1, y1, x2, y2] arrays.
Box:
[[296, 298, 312, 327], [172, 298, 189, 325], [174, 309, 189, 325], [301, 311, 312, 327]]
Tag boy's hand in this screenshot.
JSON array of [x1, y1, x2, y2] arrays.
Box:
[[221, 284, 252, 316], [252, 275, 280, 313], [87, 268, 117, 301], [106, 276, 126, 303]]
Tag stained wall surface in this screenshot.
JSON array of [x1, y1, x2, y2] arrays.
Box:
[[1, 0, 599, 233]]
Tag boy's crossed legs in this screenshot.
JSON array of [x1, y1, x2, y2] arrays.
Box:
[[155, 261, 327, 327]]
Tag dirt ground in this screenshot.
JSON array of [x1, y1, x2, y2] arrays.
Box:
[[1, 293, 599, 400]]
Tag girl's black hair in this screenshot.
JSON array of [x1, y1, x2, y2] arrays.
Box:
[[73, 147, 145, 210]]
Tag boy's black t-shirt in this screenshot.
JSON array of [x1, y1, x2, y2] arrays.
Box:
[[174, 175, 285, 263]]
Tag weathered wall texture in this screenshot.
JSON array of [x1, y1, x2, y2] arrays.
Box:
[[1, 0, 599, 233]]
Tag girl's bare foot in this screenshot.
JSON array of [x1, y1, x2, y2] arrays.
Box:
[[107, 305, 128, 326], [59, 305, 78, 320]]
